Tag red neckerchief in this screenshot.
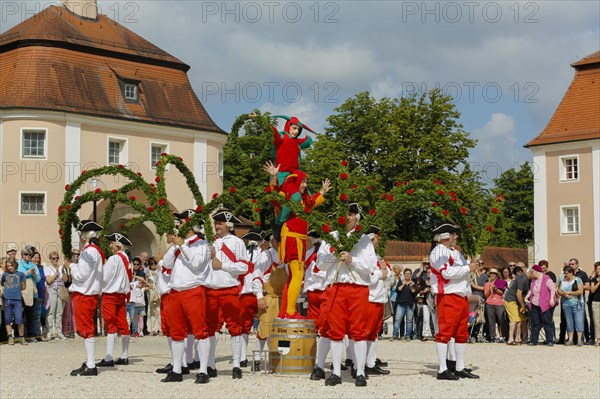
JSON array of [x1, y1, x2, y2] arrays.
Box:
[[220, 242, 253, 285], [305, 247, 320, 273], [174, 236, 201, 261], [84, 243, 106, 263]]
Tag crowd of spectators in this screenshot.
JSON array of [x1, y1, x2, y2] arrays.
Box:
[[0, 245, 161, 344]]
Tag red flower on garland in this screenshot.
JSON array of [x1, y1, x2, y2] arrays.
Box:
[[442, 209, 449, 216], [178, 157, 183, 161], [155, 161, 161, 167], [461, 207, 467, 215], [337, 216, 346, 225], [437, 190, 445, 195], [81, 170, 87, 175], [59, 229, 63, 235], [381, 193, 388, 199], [432, 202, 438, 207], [111, 189, 118, 193], [151, 188, 156, 193], [155, 176, 161, 183], [95, 188, 101, 194], [405, 180, 410, 186], [129, 196, 136, 201], [255, 207, 260, 213], [74, 196, 80, 200], [196, 206, 202, 212], [304, 206, 312, 214], [433, 179, 442, 185], [229, 186, 236, 194], [118, 164, 124, 169], [406, 189, 414, 195], [65, 184, 70, 191], [339, 173, 348, 180], [351, 185, 358, 190], [148, 207, 155, 212], [185, 217, 191, 223], [369, 209, 376, 216], [491, 208, 499, 214], [158, 198, 167, 206], [387, 195, 394, 202], [341, 160, 348, 167], [66, 205, 71, 210], [355, 225, 361, 232], [58, 205, 63, 212], [340, 194, 348, 202], [395, 181, 402, 187], [212, 193, 219, 199], [255, 221, 262, 226], [161, 152, 167, 157], [451, 197, 457, 202], [137, 172, 142, 177], [265, 186, 272, 193], [251, 199, 257, 203], [322, 224, 331, 233], [487, 226, 494, 232], [367, 186, 372, 191], [468, 223, 474, 229], [449, 191, 456, 197]]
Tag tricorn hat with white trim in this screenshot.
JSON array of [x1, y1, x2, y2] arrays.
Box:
[[105, 232, 132, 247]]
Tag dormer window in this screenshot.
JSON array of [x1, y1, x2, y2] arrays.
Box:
[[124, 83, 138, 101]]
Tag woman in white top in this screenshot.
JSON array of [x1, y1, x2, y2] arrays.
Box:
[[44, 251, 69, 340]]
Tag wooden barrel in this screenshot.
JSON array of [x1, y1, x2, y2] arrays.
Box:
[[269, 318, 316, 374]]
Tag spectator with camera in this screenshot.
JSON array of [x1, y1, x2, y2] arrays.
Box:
[[393, 268, 417, 341]]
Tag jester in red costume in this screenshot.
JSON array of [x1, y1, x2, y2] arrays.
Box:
[[271, 169, 330, 319], [271, 115, 315, 185]]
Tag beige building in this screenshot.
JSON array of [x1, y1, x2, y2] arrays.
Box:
[[0, 1, 226, 257], [526, 50, 600, 271]]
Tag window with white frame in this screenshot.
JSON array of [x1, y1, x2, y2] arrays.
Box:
[[561, 206, 580, 234], [218, 150, 224, 178], [151, 143, 168, 169], [20, 193, 45, 215], [108, 138, 127, 165], [560, 156, 579, 181], [124, 83, 138, 101], [22, 129, 46, 158]]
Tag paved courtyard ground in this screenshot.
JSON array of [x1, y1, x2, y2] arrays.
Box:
[[1, 333, 598, 399]]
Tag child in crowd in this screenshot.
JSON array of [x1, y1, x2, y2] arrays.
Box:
[[133, 277, 149, 337], [1, 259, 27, 345]]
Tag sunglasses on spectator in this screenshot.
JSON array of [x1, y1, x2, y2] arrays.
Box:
[[23, 253, 32, 257], [134, 263, 141, 266], [72, 253, 80, 256], [51, 257, 59, 260]]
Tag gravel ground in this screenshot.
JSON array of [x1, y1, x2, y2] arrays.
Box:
[[1, 334, 599, 399]]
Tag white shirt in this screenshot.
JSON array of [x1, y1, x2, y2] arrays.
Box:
[[252, 247, 283, 300], [240, 246, 262, 295], [206, 234, 249, 289], [317, 231, 377, 286], [369, 257, 394, 303], [44, 264, 65, 291], [69, 243, 103, 295], [429, 244, 471, 297], [156, 260, 171, 296], [102, 251, 131, 294], [163, 235, 211, 291], [303, 242, 328, 293]]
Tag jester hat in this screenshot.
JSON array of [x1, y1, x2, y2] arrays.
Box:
[[273, 115, 316, 135]]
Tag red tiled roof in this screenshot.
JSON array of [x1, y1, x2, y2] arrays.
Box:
[[0, 5, 224, 134], [526, 50, 600, 147]]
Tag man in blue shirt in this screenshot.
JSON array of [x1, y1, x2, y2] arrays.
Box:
[[1, 258, 27, 345]]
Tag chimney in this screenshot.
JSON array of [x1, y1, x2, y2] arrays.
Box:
[[62, 0, 98, 20]]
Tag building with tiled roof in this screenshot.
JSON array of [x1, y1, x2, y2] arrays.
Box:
[[0, 1, 227, 256], [526, 50, 600, 269]]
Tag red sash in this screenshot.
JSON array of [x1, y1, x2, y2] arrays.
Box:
[[115, 252, 132, 302], [431, 257, 451, 295], [84, 243, 106, 263], [305, 251, 319, 273], [161, 266, 172, 275], [220, 243, 253, 285]]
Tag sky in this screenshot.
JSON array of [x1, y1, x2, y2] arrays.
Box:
[[2, 0, 599, 185]]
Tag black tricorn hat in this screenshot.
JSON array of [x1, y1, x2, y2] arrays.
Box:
[[242, 228, 264, 241], [365, 225, 380, 236], [77, 220, 103, 232], [212, 209, 242, 224], [172, 209, 205, 225], [104, 232, 132, 246], [348, 203, 365, 219], [432, 223, 460, 235]]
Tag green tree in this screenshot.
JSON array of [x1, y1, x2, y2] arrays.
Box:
[[488, 162, 534, 248]]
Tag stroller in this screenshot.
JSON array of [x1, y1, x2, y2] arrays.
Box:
[[467, 297, 486, 343]]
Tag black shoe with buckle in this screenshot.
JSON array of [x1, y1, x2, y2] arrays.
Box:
[[71, 364, 98, 376], [207, 367, 218, 378], [160, 371, 183, 383], [195, 373, 210, 384], [181, 366, 190, 375], [95, 359, 114, 367], [156, 363, 173, 374], [365, 365, 391, 375], [232, 367, 242, 379], [375, 358, 388, 367], [310, 367, 325, 380], [239, 360, 248, 368], [355, 375, 367, 387], [325, 374, 342, 386], [251, 361, 261, 372], [188, 360, 200, 370], [437, 369, 459, 381], [351, 368, 369, 380], [114, 358, 129, 366], [454, 369, 480, 379]]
